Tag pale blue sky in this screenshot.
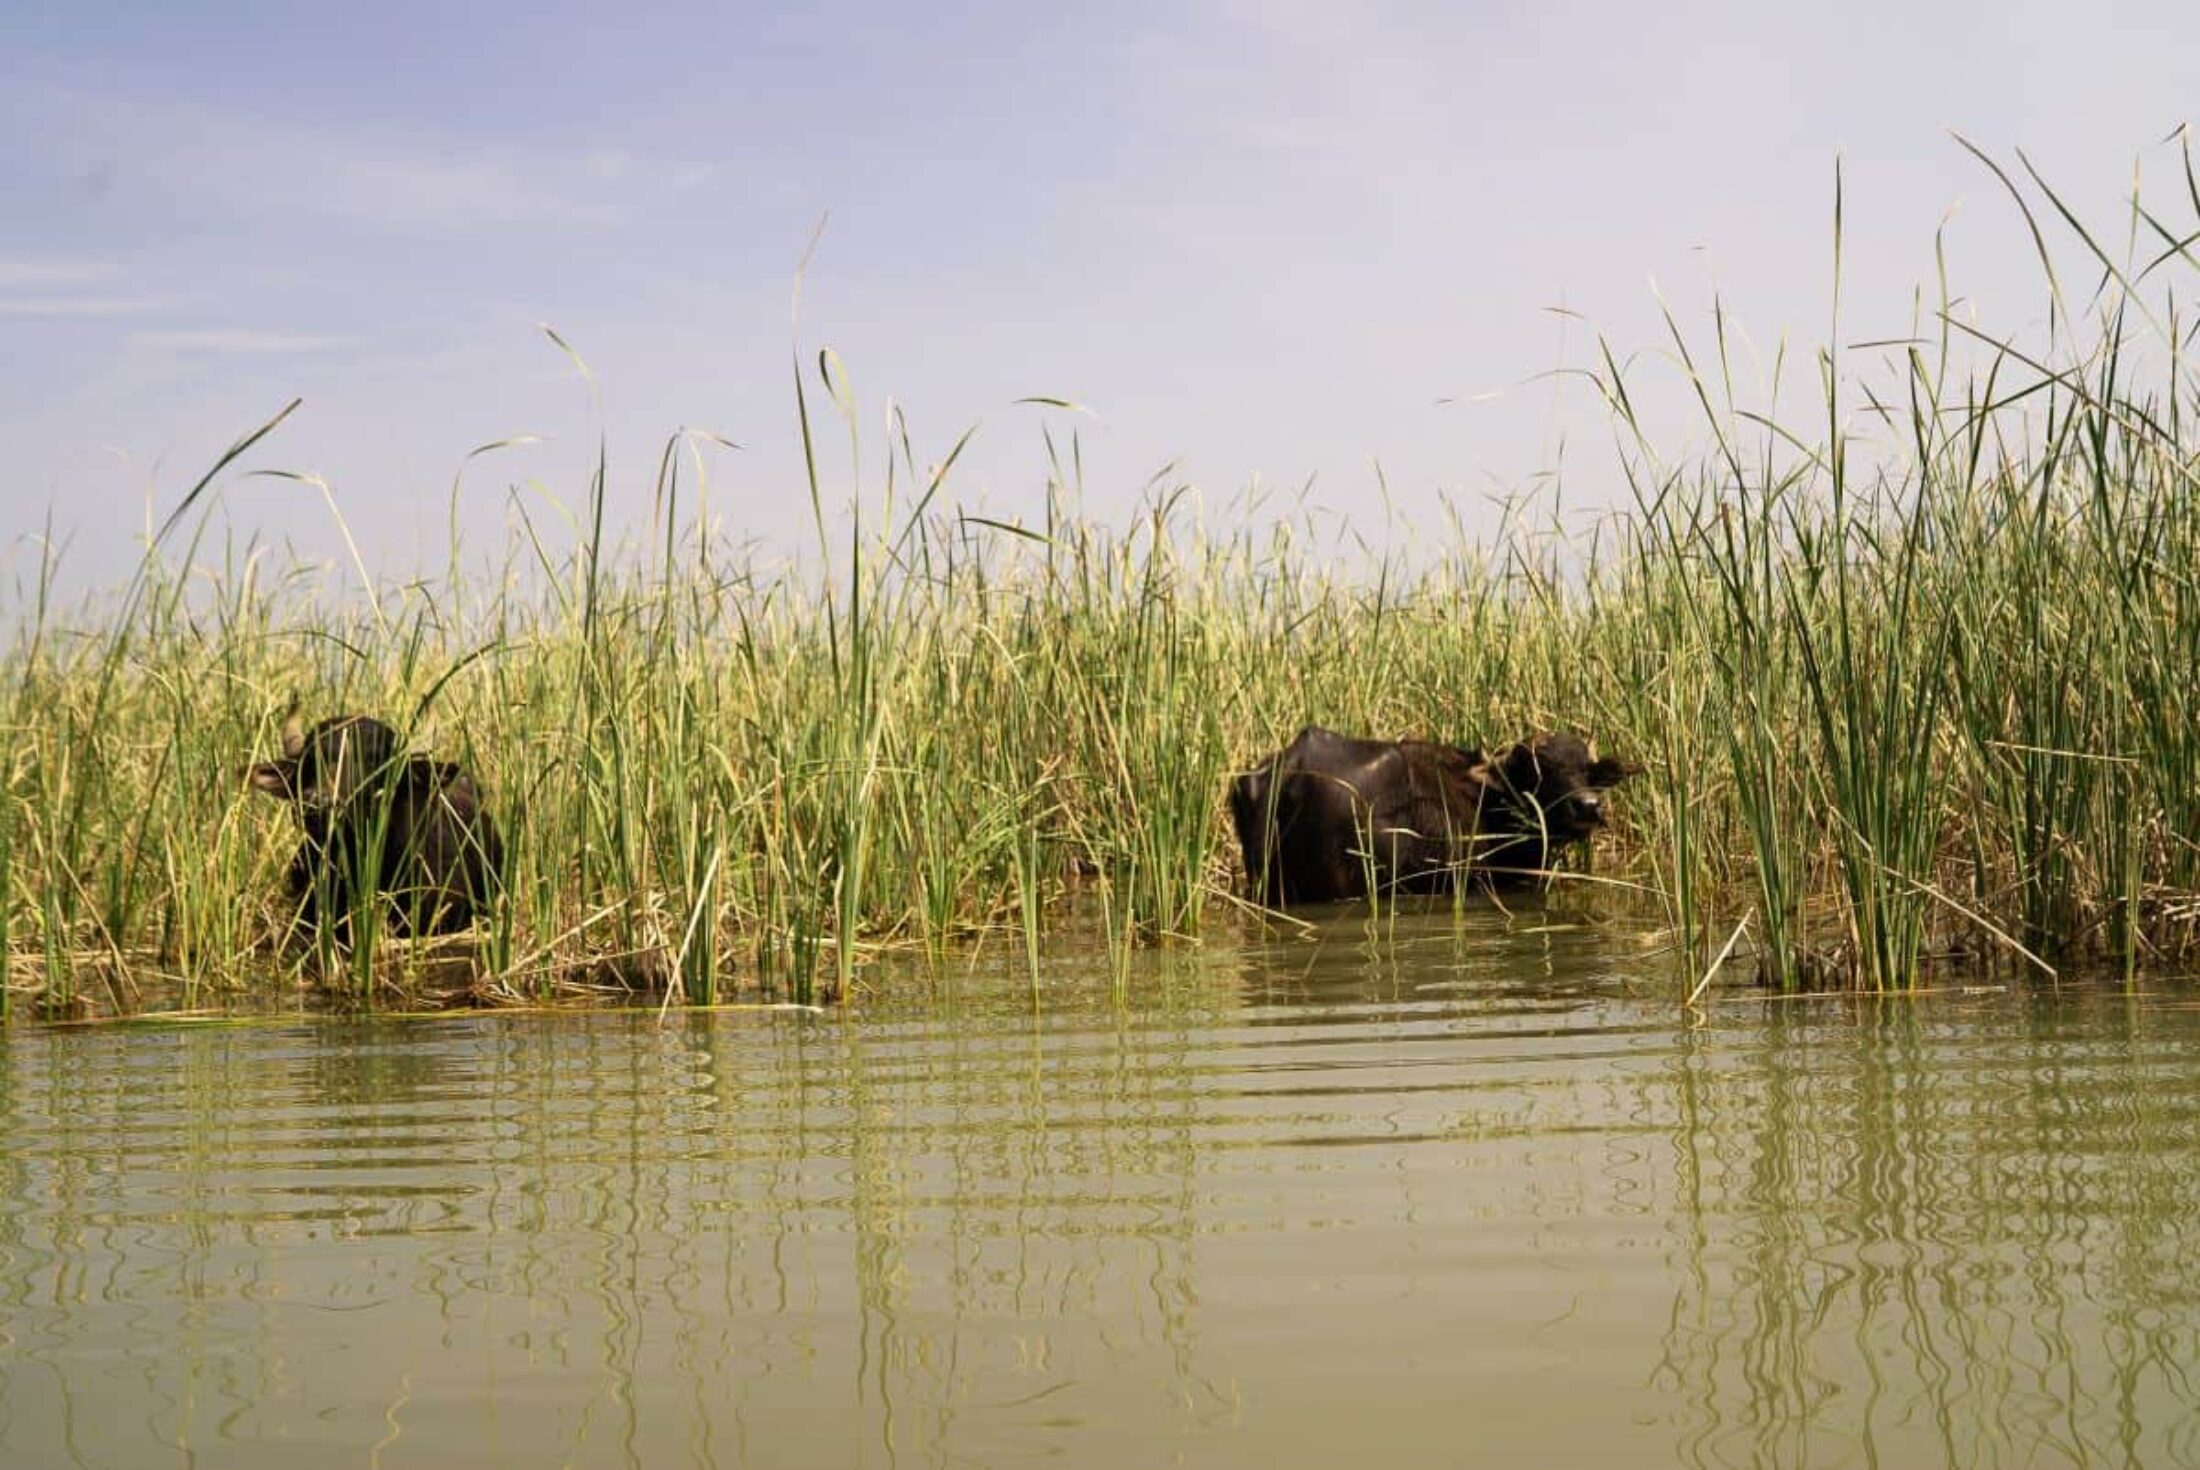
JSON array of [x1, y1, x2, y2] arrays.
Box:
[[3, 1, 2194, 592]]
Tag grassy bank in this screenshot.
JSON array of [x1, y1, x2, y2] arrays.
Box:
[[6, 151, 2200, 1015]]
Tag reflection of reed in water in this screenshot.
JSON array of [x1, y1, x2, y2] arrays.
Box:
[[11, 973, 2200, 1467], [0, 1022, 479, 1463], [354, 996, 1236, 1467], [831, 988, 1228, 1464], [1229, 900, 1636, 1015], [1655, 991, 2200, 1469]]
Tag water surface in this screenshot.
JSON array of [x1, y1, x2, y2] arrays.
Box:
[[5, 909, 2198, 1467]]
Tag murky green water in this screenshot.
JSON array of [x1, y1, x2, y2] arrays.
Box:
[[5, 909, 2199, 1468]]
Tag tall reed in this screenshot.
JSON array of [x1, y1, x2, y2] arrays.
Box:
[[4, 144, 2200, 1012]]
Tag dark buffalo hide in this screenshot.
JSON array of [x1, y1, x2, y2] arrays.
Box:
[[249, 713, 504, 938], [1229, 726, 1634, 906]]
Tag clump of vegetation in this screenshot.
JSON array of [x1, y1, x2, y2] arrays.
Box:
[[5, 144, 2199, 1017]]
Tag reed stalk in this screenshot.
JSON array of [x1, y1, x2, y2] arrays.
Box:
[[4, 145, 2199, 1012]]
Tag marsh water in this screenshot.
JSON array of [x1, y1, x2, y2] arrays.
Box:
[[5, 907, 2199, 1469]]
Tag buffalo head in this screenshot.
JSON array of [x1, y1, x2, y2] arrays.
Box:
[[1475, 731, 1636, 847]]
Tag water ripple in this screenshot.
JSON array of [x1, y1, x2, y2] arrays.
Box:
[[5, 940, 2200, 1467]]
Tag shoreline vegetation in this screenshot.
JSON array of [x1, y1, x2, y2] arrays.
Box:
[[9, 149, 2200, 1019]]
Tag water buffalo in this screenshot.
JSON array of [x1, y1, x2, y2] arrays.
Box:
[[1228, 726, 1634, 906], [249, 712, 504, 938]]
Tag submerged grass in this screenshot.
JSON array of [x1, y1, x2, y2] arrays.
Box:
[[8, 145, 2200, 1013]]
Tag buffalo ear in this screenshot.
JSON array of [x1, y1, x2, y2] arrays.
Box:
[[1499, 741, 1546, 788], [1588, 756, 1639, 788], [247, 761, 294, 798]]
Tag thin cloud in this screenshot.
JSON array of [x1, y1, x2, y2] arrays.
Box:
[[0, 295, 180, 318], [0, 258, 123, 290], [16, 82, 717, 236], [306, 144, 619, 231], [126, 329, 360, 355], [0, 256, 182, 318]]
